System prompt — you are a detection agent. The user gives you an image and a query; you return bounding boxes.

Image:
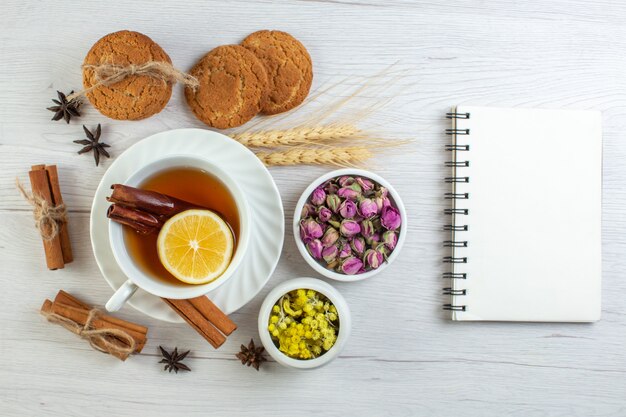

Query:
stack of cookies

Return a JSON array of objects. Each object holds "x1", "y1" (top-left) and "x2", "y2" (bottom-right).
[
  {"x1": 80, "y1": 30, "x2": 313, "y2": 129},
  {"x1": 185, "y1": 30, "x2": 313, "y2": 129}
]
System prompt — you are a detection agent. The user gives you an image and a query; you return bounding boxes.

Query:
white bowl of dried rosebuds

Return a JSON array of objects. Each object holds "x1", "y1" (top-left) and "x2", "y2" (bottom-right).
[{"x1": 293, "y1": 169, "x2": 407, "y2": 282}]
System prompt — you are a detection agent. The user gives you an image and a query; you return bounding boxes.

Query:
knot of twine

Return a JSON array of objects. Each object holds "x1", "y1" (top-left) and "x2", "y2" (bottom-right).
[
  {"x1": 67, "y1": 61, "x2": 199, "y2": 101},
  {"x1": 16, "y1": 179, "x2": 66, "y2": 241},
  {"x1": 42, "y1": 307, "x2": 136, "y2": 358}
]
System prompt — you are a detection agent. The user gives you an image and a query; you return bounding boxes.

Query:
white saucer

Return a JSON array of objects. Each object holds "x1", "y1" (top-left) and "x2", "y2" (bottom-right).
[{"x1": 89, "y1": 128, "x2": 284, "y2": 322}]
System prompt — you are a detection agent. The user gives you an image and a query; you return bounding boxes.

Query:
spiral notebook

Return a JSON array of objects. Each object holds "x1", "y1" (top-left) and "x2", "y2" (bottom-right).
[{"x1": 444, "y1": 106, "x2": 602, "y2": 322}]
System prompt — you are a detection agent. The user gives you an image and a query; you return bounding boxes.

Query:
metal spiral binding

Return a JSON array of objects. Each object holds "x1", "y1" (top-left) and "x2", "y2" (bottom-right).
[{"x1": 443, "y1": 111, "x2": 470, "y2": 312}]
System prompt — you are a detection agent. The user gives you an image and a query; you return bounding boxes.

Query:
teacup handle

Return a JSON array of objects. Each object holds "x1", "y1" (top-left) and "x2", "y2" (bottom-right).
[{"x1": 105, "y1": 280, "x2": 138, "y2": 312}]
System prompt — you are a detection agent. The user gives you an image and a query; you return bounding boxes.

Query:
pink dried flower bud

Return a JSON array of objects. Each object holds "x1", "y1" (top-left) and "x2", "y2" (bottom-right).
[
  {"x1": 360, "y1": 219, "x2": 374, "y2": 239},
  {"x1": 341, "y1": 256, "x2": 363, "y2": 275},
  {"x1": 317, "y1": 206, "x2": 332, "y2": 222},
  {"x1": 324, "y1": 182, "x2": 339, "y2": 194},
  {"x1": 322, "y1": 244, "x2": 339, "y2": 263},
  {"x1": 376, "y1": 186, "x2": 389, "y2": 199},
  {"x1": 382, "y1": 230, "x2": 397, "y2": 250},
  {"x1": 364, "y1": 249, "x2": 384, "y2": 269},
  {"x1": 301, "y1": 203, "x2": 316, "y2": 218},
  {"x1": 381, "y1": 206, "x2": 402, "y2": 230},
  {"x1": 306, "y1": 239, "x2": 323, "y2": 260},
  {"x1": 367, "y1": 232, "x2": 381, "y2": 246},
  {"x1": 326, "y1": 194, "x2": 341, "y2": 213},
  {"x1": 350, "y1": 236, "x2": 366, "y2": 255},
  {"x1": 338, "y1": 187, "x2": 360, "y2": 200},
  {"x1": 340, "y1": 220, "x2": 361, "y2": 238},
  {"x1": 338, "y1": 176, "x2": 355, "y2": 187},
  {"x1": 339, "y1": 241, "x2": 352, "y2": 258},
  {"x1": 300, "y1": 218, "x2": 323, "y2": 244},
  {"x1": 358, "y1": 198, "x2": 378, "y2": 219},
  {"x1": 356, "y1": 177, "x2": 375, "y2": 192},
  {"x1": 310, "y1": 187, "x2": 326, "y2": 206},
  {"x1": 321, "y1": 227, "x2": 340, "y2": 247},
  {"x1": 339, "y1": 199, "x2": 358, "y2": 219}
]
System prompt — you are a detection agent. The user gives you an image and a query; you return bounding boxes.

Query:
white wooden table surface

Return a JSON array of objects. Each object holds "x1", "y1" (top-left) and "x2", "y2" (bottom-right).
[{"x1": 1, "y1": 1, "x2": 625, "y2": 416}]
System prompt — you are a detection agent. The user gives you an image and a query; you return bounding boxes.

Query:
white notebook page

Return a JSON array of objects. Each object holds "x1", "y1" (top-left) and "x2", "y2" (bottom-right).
[{"x1": 450, "y1": 106, "x2": 602, "y2": 321}]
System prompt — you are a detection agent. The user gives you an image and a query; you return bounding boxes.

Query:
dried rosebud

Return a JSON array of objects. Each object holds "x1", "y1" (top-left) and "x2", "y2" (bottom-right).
[
  {"x1": 321, "y1": 227, "x2": 340, "y2": 247},
  {"x1": 310, "y1": 187, "x2": 326, "y2": 206},
  {"x1": 348, "y1": 182, "x2": 362, "y2": 193},
  {"x1": 301, "y1": 203, "x2": 316, "y2": 218},
  {"x1": 317, "y1": 206, "x2": 332, "y2": 222},
  {"x1": 328, "y1": 219, "x2": 341, "y2": 229},
  {"x1": 340, "y1": 219, "x2": 361, "y2": 238},
  {"x1": 374, "y1": 196, "x2": 384, "y2": 212},
  {"x1": 339, "y1": 241, "x2": 352, "y2": 258},
  {"x1": 367, "y1": 232, "x2": 381, "y2": 246},
  {"x1": 377, "y1": 244, "x2": 390, "y2": 258},
  {"x1": 306, "y1": 239, "x2": 323, "y2": 259},
  {"x1": 338, "y1": 176, "x2": 355, "y2": 187},
  {"x1": 300, "y1": 218, "x2": 323, "y2": 244},
  {"x1": 325, "y1": 181, "x2": 339, "y2": 194},
  {"x1": 356, "y1": 177, "x2": 374, "y2": 192},
  {"x1": 360, "y1": 219, "x2": 374, "y2": 239},
  {"x1": 341, "y1": 256, "x2": 363, "y2": 275},
  {"x1": 364, "y1": 249, "x2": 384, "y2": 269},
  {"x1": 382, "y1": 230, "x2": 398, "y2": 250},
  {"x1": 381, "y1": 206, "x2": 402, "y2": 230},
  {"x1": 322, "y1": 244, "x2": 339, "y2": 263},
  {"x1": 350, "y1": 236, "x2": 366, "y2": 255},
  {"x1": 326, "y1": 194, "x2": 341, "y2": 213},
  {"x1": 338, "y1": 187, "x2": 360, "y2": 200},
  {"x1": 358, "y1": 198, "x2": 378, "y2": 218},
  {"x1": 339, "y1": 199, "x2": 358, "y2": 219},
  {"x1": 376, "y1": 186, "x2": 389, "y2": 199}
]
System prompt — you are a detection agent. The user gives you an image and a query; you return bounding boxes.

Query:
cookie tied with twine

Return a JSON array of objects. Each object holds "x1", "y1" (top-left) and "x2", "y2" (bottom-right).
[{"x1": 79, "y1": 30, "x2": 196, "y2": 120}]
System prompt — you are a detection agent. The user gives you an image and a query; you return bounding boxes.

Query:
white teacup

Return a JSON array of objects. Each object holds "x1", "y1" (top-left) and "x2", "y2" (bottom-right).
[{"x1": 105, "y1": 155, "x2": 251, "y2": 312}]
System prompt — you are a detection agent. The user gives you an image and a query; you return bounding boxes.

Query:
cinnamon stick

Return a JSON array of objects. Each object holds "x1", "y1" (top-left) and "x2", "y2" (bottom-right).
[
  {"x1": 42, "y1": 165, "x2": 73, "y2": 264},
  {"x1": 187, "y1": 296, "x2": 237, "y2": 336},
  {"x1": 163, "y1": 298, "x2": 227, "y2": 349},
  {"x1": 54, "y1": 290, "x2": 148, "y2": 340},
  {"x1": 107, "y1": 184, "x2": 196, "y2": 216},
  {"x1": 107, "y1": 204, "x2": 163, "y2": 235},
  {"x1": 28, "y1": 168, "x2": 64, "y2": 270}
]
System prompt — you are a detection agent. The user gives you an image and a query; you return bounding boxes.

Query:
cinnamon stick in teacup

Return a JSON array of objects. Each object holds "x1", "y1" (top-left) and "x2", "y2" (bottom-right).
[
  {"x1": 107, "y1": 184, "x2": 197, "y2": 234},
  {"x1": 107, "y1": 184, "x2": 196, "y2": 216}
]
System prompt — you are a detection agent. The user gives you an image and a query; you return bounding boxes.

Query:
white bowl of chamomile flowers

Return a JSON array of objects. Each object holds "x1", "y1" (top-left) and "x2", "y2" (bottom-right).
[{"x1": 258, "y1": 277, "x2": 351, "y2": 369}]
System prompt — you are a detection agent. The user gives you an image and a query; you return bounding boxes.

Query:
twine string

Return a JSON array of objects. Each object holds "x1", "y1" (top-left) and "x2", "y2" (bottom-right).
[
  {"x1": 41, "y1": 308, "x2": 136, "y2": 358},
  {"x1": 67, "y1": 61, "x2": 199, "y2": 102},
  {"x1": 16, "y1": 179, "x2": 66, "y2": 241}
]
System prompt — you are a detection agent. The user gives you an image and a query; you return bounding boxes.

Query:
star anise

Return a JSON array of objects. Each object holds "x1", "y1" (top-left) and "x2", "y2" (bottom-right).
[
  {"x1": 159, "y1": 346, "x2": 191, "y2": 373},
  {"x1": 47, "y1": 90, "x2": 81, "y2": 123},
  {"x1": 74, "y1": 124, "x2": 110, "y2": 166},
  {"x1": 236, "y1": 339, "x2": 267, "y2": 371}
]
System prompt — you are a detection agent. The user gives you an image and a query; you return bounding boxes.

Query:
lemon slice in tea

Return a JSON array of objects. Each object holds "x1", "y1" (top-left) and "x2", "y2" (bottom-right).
[{"x1": 157, "y1": 209, "x2": 234, "y2": 284}]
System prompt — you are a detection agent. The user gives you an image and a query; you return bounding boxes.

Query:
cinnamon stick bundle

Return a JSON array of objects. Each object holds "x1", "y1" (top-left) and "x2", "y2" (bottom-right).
[
  {"x1": 106, "y1": 184, "x2": 197, "y2": 234},
  {"x1": 164, "y1": 296, "x2": 237, "y2": 349},
  {"x1": 25, "y1": 165, "x2": 73, "y2": 269},
  {"x1": 40, "y1": 290, "x2": 148, "y2": 361}
]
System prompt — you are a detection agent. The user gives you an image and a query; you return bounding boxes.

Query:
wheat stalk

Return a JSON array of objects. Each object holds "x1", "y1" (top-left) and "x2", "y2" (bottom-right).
[
  {"x1": 255, "y1": 147, "x2": 375, "y2": 167},
  {"x1": 231, "y1": 124, "x2": 362, "y2": 148}
]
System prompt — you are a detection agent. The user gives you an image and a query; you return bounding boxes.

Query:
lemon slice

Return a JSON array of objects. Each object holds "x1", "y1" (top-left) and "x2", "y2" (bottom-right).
[{"x1": 157, "y1": 209, "x2": 234, "y2": 284}]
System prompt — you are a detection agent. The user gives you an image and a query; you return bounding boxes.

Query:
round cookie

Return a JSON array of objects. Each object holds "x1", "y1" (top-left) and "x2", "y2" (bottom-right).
[
  {"x1": 185, "y1": 45, "x2": 268, "y2": 129},
  {"x1": 241, "y1": 30, "x2": 313, "y2": 115},
  {"x1": 82, "y1": 30, "x2": 173, "y2": 120}
]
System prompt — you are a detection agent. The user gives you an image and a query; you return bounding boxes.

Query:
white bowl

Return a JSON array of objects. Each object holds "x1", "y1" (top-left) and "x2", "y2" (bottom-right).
[
  {"x1": 293, "y1": 168, "x2": 407, "y2": 282},
  {"x1": 258, "y1": 278, "x2": 351, "y2": 369},
  {"x1": 105, "y1": 155, "x2": 251, "y2": 311}
]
